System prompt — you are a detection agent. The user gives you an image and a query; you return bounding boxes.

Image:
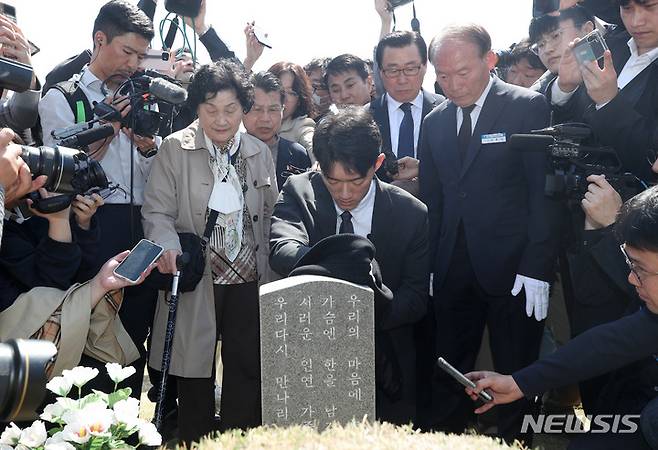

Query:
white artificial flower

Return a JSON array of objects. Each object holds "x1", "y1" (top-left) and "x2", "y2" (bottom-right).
[
  {"x1": 0, "y1": 444, "x2": 14, "y2": 450},
  {"x1": 61, "y1": 421, "x2": 90, "y2": 445},
  {"x1": 84, "y1": 408, "x2": 114, "y2": 437},
  {"x1": 18, "y1": 421, "x2": 47, "y2": 448},
  {"x1": 61, "y1": 367, "x2": 99, "y2": 389},
  {"x1": 44, "y1": 432, "x2": 75, "y2": 450},
  {"x1": 44, "y1": 434, "x2": 75, "y2": 450},
  {"x1": 137, "y1": 421, "x2": 162, "y2": 446},
  {"x1": 112, "y1": 398, "x2": 140, "y2": 430},
  {"x1": 40, "y1": 403, "x2": 66, "y2": 423},
  {"x1": 45, "y1": 376, "x2": 73, "y2": 398},
  {"x1": 105, "y1": 363, "x2": 136, "y2": 384},
  {"x1": 0, "y1": 423, "x2": 22, "y2": 446}
]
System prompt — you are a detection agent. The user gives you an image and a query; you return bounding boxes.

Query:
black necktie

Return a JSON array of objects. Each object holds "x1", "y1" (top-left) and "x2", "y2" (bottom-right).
[
  {"x1": 458, "y1": 104, "x2": 476, "y2": 164},
  {"x1": 339, "y1": 210, "x2": 354, "y2": 234},
  {"x1": 397, "y1": 102, "x2": 414, "y2": 158}
]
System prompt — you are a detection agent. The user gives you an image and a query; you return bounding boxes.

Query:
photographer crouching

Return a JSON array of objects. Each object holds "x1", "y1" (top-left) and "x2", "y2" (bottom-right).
[{"x1": 0, "y1": 128, "x2": 151, "y2": 380}]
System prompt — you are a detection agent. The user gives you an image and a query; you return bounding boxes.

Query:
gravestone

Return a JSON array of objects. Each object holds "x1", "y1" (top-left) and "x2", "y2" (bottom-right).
[{"x1": 259, "y1": 275, "x2": 375, "y2": 430}]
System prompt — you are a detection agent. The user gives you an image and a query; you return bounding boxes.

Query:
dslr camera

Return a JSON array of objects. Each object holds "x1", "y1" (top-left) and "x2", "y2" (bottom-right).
[{"x1": 19, "y1": 144, "x2": 109, "y2": 213}]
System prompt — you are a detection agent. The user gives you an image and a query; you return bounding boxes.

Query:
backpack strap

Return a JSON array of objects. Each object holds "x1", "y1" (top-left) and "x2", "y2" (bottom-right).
[{"x1": 50, "y1": 80, "x2": 93, "y2": 124}]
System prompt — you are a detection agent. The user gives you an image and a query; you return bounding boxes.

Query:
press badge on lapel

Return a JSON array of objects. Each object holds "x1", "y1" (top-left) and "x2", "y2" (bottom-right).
[{"x1": 481, "y1": 133, "x2": 507, "y2": 144}]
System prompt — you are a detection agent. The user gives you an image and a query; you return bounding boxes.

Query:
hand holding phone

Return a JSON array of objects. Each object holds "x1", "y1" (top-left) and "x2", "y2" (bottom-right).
[
  {"x1": 572, "y1": 29, "x2": 608, "y2": 66},
  {"x1": 437, "y1": 357, "x2": 493, "y2": 403},
  {"x1": 113, "y1": 239, "x2": 164, "y2": 284}
]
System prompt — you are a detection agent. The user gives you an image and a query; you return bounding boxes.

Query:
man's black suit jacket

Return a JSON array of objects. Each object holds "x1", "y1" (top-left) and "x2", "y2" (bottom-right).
[
  {"x1": 420, "y1": 77, "x2": 555, "y2": 296},
  {"x1": 275, "y1": 137, "x2": 311, "y2": 191},
  {"x1": 369, "y1": 90, "x2": 445, "y2": 157},
  {"x1": 269, "y1": 172, "x2": 429, "y2": 424},
  {"x1": 514, "y1": 306, "x2": 658, "y2": 401}
]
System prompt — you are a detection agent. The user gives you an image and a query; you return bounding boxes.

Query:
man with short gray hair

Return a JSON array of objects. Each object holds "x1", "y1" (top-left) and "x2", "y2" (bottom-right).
[{"x1": 419, "y1": 24, "x2": 557, "y2": 443}]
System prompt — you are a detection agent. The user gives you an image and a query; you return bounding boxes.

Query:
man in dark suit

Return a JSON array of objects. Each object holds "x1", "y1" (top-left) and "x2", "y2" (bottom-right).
[
  {"x1": 243, "y1": 71, "x2": 311, "y2": 190},
  {"x1": 419, "y1": 24, "x2": 556, "y2": 442},
  {"x1": 269, "y1": 106, "x2": 429, "y2": 425},
  {"x1": 466, "y1": 184, "x2": 658, "y2": 450},
  {"x1": 369, "y1": 31, "x2": 445, "y2": 185}
]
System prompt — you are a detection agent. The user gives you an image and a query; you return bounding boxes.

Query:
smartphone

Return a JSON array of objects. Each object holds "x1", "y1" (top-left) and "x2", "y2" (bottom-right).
[
  {"x1": 437, "y1": 357, "x2": 493, "y2": 403},
  {"x1": 572, "y1": 29, "x2": 608, "y2": 66},
  {"x1": 0, "y1": 2, "x2": 16, "y2": 22},
  {"x1": 253, "y1": 26, "x2": 272, "y2": 49},
  {"x1": 113, "y1": 239, "x2": 164, "y2": 284},
  {"x1": 141, "y1": 48, "x2": 173, "y2": 74}
]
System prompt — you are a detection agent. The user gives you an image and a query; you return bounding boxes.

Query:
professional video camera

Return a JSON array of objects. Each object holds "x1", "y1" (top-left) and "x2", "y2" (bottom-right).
[
  {"x1": 19, "y1": 143, "x2": 110, "y2": 213},
  {"x1": 97, "y1": 70, "x2": 188, "y2": 137},
  {"x1": 0, "y1": 339, "x2": 56, "y2": 422},
  {"x1": 510, "y1": 123, "x2": 644, "y2": 203}
]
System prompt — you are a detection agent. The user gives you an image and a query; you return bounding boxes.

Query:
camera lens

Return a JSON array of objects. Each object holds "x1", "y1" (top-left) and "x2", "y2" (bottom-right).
[
  {"x1": 20, "y1": 146, "x2": 109, "y2": 194},
  {"x1": 0, "y1": 339, "x2": 57, "y2": 422}
]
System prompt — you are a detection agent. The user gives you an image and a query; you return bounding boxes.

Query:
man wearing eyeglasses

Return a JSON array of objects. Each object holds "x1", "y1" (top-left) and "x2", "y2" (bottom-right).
[
  {"x1": 369, "y1": 31, "x2": 444, "y2": 188},
  {"x1": 419, "y1": 24, "x2": 556, "y2": 444},
  {"x1": 464, "y1": 184, "x2": 658, "y2": 450},
  {"x1": 243, "y1": 71, "x2": 311, "y2": 191},
  {"x1": 528, "y1": 4, "x2": 595, "y2": 99}
]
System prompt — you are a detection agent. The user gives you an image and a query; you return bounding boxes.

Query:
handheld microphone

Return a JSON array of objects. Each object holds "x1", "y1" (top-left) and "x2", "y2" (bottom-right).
[
  {"x1": 59, "y1": 124, "x2": 115, "y2": 148},
  {"x1": 508, "y1": 134, "x2": 555, "y2": 152},
  {"x1": 149, "y1": 77, "x2": 188, "y2": 105}
]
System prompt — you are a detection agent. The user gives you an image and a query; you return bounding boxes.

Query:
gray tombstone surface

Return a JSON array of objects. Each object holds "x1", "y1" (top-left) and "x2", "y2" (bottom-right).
[{"x1": 259, "y1": 275, "x2": 375, "y2": 430}]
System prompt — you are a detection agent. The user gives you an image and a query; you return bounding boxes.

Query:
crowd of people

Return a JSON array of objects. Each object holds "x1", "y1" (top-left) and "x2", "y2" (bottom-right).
[{"x1": 0, "y1": 0, "x2": 657, "y2": 448}]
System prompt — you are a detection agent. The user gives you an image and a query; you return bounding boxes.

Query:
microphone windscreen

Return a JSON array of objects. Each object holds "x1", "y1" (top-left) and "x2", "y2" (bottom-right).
[
  {"x1": 60, "y1": 123, "x2": 115, "y2": 148},
  {"x1": 149, "y1": 77, "x2": 188, "y2": 105}
]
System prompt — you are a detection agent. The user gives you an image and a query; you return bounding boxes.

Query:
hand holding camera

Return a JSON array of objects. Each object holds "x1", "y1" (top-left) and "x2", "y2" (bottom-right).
[
  {"x1": 0, "y1": 128, "x2": 22, "y2": 188},
  {"x1": 72, "y1": 193, "x2": 104, "y2": 231},
  {"x1": 581, "y1": 174, "x2": 622, "y2": 230}
]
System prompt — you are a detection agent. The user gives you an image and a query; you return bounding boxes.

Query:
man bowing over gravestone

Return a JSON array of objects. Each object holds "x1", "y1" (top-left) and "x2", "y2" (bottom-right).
[{"x1": 269, "y1": 106, "x2": 429, "y2": 425}]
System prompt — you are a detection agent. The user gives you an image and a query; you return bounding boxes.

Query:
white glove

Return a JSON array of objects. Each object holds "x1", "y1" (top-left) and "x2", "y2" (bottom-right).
[{"x1": 511, "y1": 274, "x2": 549, "y2": 321}]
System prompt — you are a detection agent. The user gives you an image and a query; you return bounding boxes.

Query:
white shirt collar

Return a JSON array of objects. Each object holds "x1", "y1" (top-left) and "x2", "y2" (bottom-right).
[
  {"x1": 387, "y1": 90, "x2": 424, "y2": 111},
  {"x1": 333, "y1": 176, "x2": 376, "y2": 216},
  {"x1": 79, "y1": 65, "x2": 104, "y2": 90},
  {"x1": 471, "y1": 76, "x2": 494, "y2": 109},
  {"x1": 626, "y1": 37, "x2": 658, "y2": 65}
]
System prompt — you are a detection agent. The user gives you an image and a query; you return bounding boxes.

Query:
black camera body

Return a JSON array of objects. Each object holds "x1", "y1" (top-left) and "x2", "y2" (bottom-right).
[
  {"x1": 0, "y1": 57, "x2": 34, "y2": 93},
  {"x1": 164, "y1": 0, "x2": 202, "y2": 17},
  {"x1": 117, "y1": 75, "x2": 167, "y2": 137}
]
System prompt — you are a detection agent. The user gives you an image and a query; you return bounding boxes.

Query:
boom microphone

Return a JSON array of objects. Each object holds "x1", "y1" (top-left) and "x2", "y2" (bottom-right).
[
  {"x1": 59, "y1": 123, "x2": 115, "y2": 148},
  {"x1": 509, "y1": 134, "x2": 555, "y2": 152},
  {"x1": 148, "y1": 77, "x2": 188, "y2": 105}
]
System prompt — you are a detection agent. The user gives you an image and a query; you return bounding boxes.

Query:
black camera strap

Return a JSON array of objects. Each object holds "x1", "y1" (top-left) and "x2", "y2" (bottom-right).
[{"x1": 51, "y1": 80, "x2": 93, "y2": 124}]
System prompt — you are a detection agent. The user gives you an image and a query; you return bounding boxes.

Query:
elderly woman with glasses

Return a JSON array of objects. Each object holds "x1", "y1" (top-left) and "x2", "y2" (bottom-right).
[
  {"x1": 142, "y1": 60, "x2": 278, "y2": 442},
  {"x1": 268, "y1": 61, "x2": 317, "y2": 161}
]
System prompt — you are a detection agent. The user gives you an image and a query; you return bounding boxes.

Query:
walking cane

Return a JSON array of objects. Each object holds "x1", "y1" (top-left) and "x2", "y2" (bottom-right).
[{"x1": 154, "y1": 252, "x2": 190, "y2": 431}]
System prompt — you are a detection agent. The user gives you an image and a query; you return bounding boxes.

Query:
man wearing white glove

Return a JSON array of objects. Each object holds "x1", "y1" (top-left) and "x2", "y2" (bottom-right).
[
  {"x1": 419, "y1": 24, "x2": 557, "y2": 444},
  {"x1": 511, "y1": 274, "x2": 550, "y2": 321}
]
